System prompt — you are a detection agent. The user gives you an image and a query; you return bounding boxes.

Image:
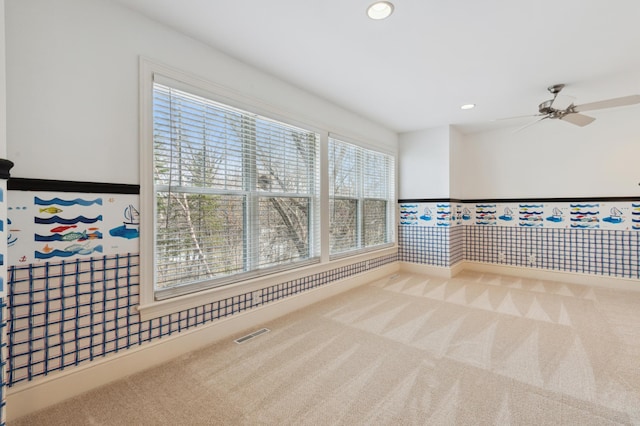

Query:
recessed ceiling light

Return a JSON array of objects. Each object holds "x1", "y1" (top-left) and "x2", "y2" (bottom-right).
[
  {"x1": 367, "y1": 1, "x2": 394, "y2": 20},
  {"x1": 461, "y1": 104, "x2": 476, "y2": 110}
]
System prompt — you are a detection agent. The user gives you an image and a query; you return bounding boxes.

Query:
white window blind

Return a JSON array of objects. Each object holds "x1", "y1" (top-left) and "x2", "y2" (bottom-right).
[
  {"x1": 153, "y1": 82, "x2": 320, "y2": 297},
  {"x1": 329, "y1": 137, "x2": 395, "y2": 256}
]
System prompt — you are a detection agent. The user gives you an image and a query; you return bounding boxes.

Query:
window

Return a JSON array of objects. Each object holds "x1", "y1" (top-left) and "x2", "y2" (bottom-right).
[
  {"x1": 140, "y1": 62, "x2": 397, "y2": 314},
  {"x1": 153, "y1": 81, "x2": 320, "y2": 298},
  {"x1": 329, "y1": 137, "x2": 395, "y2": 256}
]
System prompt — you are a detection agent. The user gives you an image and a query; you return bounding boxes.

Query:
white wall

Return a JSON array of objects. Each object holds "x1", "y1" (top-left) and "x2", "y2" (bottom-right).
[
  {"x1": 398, "y1": 126, "x2": 450, "y2": 199},
  {"x1": 398, "y1": 106, "x2": 640, "y2": 200},
  {"x1": 449, "y1": 125, "x2": 464, "y2": 199},
  {"x1": 5, "y1": 0, "x2": 396, "y2": 184},
  {"x1": 457, "y1": 107, "x2": 640, "y2": 198}
]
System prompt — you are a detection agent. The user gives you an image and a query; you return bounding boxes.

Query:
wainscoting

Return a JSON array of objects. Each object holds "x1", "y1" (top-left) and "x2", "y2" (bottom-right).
[{"x1": 399, "y1": 199, "x2": 640, "y2": 282}]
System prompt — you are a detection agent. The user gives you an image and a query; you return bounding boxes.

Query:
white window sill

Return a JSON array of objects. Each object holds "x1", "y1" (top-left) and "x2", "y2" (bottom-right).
[{"x1": 137, "y1": 245, "x2": 397, "y2": 321}]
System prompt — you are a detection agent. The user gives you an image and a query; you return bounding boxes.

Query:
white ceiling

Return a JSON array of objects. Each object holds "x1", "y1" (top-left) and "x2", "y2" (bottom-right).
[{"x1": 110, "y1": 0, "x2": 640, "y2": 134}]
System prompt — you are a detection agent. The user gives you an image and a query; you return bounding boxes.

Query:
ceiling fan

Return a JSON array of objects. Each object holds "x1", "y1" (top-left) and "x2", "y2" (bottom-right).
[{"x1": 510, "y1": 84, "x2": 640, "y2": 129}]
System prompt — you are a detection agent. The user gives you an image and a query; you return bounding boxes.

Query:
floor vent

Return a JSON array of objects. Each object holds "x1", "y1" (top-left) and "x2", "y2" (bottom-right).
[{"x1": 234, "y1": 328, "x2": 270, "y2": 344}]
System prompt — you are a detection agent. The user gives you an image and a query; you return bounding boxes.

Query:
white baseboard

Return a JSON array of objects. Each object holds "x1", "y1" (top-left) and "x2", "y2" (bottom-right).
[
  {"x1": 450, "y1": 261, "x2": 466, "y2": 277},
  {"x1": 398, "y1": 260, "x2": 640, "y2": 292},
  {"x1": 398, "y1": 262, "x2": 458, "y2": 278},
  {"x1": 7, "y1": 262, "x2": 399, "y2": 422},
  {"x1": 459, "y1": 261, "x2": 640, "y2": 292}
]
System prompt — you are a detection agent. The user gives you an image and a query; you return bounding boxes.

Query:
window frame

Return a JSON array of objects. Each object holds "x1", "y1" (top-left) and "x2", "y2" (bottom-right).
[
  {"x1": 150, "y1": 77, "x2": 321, "y2": 300},
  {"x1": 138, "y1": 58, "x2": 397, "y2": 319},
  {"x1": 328, "y1": 135, "x2": 396, "y2": 259}
]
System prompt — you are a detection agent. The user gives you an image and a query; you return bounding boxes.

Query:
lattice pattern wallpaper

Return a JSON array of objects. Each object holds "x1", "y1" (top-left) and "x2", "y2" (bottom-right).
[
  {"x1": 398, "y1": 200, "x2": 640, "y2": 280},
  {"x1": 465, "y1": 227, "x2": 639, "y2": 278},
  {"x1": 0, "y1": 182, "x2": 7, "y2": 426},
  {"x1": 398, "y1": 226, "x2": 450, "y2": 266},
  {"x1": 7, "y1": 253, "x2": 397, "y2": 385}
]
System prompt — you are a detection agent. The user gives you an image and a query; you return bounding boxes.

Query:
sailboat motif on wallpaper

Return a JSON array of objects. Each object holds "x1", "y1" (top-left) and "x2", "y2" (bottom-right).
[
  {"x1": 419, "y1": 206, "x2": 432, "y2": 222},
  {"x1": 498, "y1": 207, "x2": 514, "y2": 222},
  {"x1": 546, "y1": 207, "x2": 564, "y2": 223},
  {"x1": 602, "y1": 207, "x2": 624, "y2": 224}
]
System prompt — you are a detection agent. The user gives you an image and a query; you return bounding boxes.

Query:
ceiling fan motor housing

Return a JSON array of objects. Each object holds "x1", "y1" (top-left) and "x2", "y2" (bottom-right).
[
  {"x1": 538, "y1": 99, "x2": 554, "y2": 115},
  {"x1": 548, "y1": 84, "x2": 565, "y2": 94}
]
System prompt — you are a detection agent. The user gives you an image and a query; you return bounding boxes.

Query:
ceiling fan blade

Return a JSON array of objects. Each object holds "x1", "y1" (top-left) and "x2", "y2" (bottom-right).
[
  {"x1": 513, "y1": 116, "x2": 548, "y2": 132},
  {"x1": 560, "y1": 113, "x2": 595, "y2": 127},
  {"x1": 551, "y1": 94, "x2": 576, "y2": 110},
  {"x1": 495, "y1": 113, "x2": 542, "y2": 121},
  {"x1": 575, "y1": 94, "x2": 640, "y2": 112}
]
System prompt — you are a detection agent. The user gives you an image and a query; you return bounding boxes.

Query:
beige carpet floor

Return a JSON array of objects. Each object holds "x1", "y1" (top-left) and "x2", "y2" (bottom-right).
[{"x1": 11, "y1": 271, "x2": 640, "y2": 425}]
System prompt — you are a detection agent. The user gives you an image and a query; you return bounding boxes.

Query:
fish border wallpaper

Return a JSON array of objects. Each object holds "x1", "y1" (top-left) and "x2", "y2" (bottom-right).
[
  {"x1": 8, "y1": 191, "x2": 140, "y2": 266},
  {"x1": 400, "y1": 200, "x2": 640, "y2": 231},
  {"x1": 399, "y1": 198, "x2": 640, "y2": 281}
]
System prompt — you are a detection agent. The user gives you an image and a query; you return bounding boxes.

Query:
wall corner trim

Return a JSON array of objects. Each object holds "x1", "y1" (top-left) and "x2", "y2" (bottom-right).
[{"x1": 0, "y1": 158, "x2": 14, "y2": 180}]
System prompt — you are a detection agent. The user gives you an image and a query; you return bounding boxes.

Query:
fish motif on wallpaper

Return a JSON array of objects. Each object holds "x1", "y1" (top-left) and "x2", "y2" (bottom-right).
[
  {"x1": 8, "y1": 191, "x2": 140, "y2": 265},
  {"x1": 399, "y1": 204, "x2": 419, "y2": 225},
  {"x1": 570, "y1": 204, "x2": 599, "y2": 229},
  {"x1": 632, "y1": 204, "x2": 640, "y2": 230},
  {"x1": 49, "y1": 225, "x2": 77, "y2": 233},
  {"x1": 436, "y1": 204, "x2": 450, "y2": 226},
  {"x1": 475, "y1": 204, "x2": 497, "y2": 226},
  {"x1": 35, "y1": 230, "x2": 103, "y2": 242},
  {"x1": 519, "y1": 204, "x2": 544, "y2": 227},
  {"x1": 38, "y1": 207, "x2": 63, "y2": 215},
  {"x1": 35, "y1": 243, "x2": 103, "y2": 260},
  {"x1": 400, "y1": 204, "x2": 418, "y2": 213},
  {"x1": 32, "y1": 196, "x2": 106, "y2": 259}
]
